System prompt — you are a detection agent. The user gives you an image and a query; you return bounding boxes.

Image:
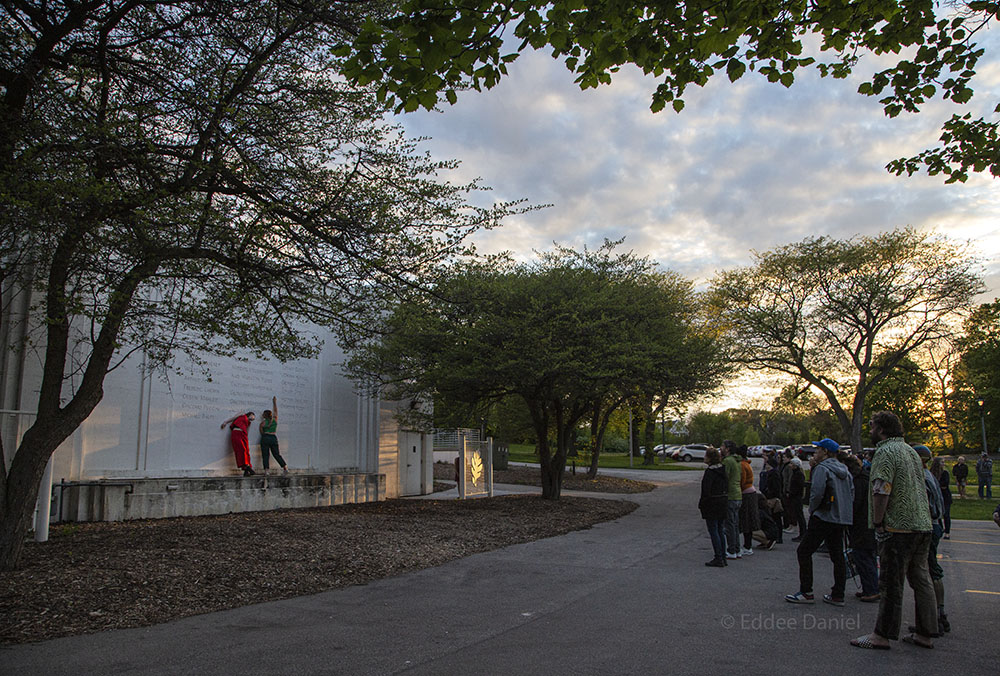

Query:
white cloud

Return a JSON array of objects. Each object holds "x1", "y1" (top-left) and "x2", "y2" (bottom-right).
[{"x1": 400, "y1": 27, "x2": 1000, "y2": 407}]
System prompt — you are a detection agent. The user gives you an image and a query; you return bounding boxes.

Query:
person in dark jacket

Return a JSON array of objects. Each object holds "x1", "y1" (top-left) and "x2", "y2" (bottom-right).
[
  {"x1": 785, "y1": 438, "x2": 854, "y2": 606},
  {"x1": 750, "y1": 493, "x2": 780, "y2": 549},
  {"x1": 699, "y1": 447, "x2": 729, "y2": 567},
  {"x1": 914, "y1": 445, "x2": 950, "y2": 636},
  {"x1": 953, "y1": 456, "x2": 969, "y2": 499},
  {"x1": 784, "y1": 457, "x2": 807, "y2": 541},
  {"x1": 931, "y1": 457, "x2": 952, "y2": 539},
  {"x1": 846, "y1": 454, "x2": 879, "y2": 601},
  {"x1": 762, "y1": 454, "x2": 785, "y2": 542},
  {"x1": 976, "y1": 452, "x2": 993, "y2": 499}
]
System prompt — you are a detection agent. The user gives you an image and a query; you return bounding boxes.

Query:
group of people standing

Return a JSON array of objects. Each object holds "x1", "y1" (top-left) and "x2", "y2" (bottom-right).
[
  {"x1": 698, "y1": 442, "x2": 773, "y2": 567},
  {"x1": 221, "y1": 396, "x2": 290, "y2": 476},
  {"x1": 699, "y1": 411, "x2": 957, "y2": 650}
]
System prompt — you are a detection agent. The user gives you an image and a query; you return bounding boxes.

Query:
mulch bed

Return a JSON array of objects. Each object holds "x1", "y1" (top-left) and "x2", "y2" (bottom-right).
[
  {"x1": 434, "y1": 462, "x2": 657, "y2": 494},
  {"x1": 0, "y1": 494, "x2": 638, "y2": 645}
]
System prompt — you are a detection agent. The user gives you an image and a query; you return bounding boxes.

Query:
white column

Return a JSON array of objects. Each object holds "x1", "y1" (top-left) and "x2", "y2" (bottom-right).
[{"x1": 33, "y1": 455, "x2": 54, "y2": 542}]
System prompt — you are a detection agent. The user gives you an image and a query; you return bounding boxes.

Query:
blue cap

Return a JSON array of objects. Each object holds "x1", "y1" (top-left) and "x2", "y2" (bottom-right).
[{"x1": 812, "y1": 438, "x2": 840, "y2": 454}]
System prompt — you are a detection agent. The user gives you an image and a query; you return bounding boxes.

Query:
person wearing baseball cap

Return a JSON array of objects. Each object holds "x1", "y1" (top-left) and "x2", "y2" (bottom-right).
[
  {"x1": 785, "y1": 437, "x2": 854, "y2": 606},
  {"x1": 912, "y1": 444, "x2": 949, "y2": 636}
]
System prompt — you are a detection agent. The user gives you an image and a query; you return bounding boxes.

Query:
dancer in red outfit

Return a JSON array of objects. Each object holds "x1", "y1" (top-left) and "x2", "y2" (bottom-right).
[{"x1": 221, "y1": 411, "x2": 256, "y2": 476}]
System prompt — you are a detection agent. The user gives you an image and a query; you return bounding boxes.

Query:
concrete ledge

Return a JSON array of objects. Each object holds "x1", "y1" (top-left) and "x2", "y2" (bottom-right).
[{"x1": 55, "y1": 473, "x2": 385, "y2": 523}]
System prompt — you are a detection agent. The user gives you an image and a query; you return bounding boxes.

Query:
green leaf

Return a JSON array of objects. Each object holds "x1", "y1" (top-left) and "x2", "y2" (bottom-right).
[{"x1": 726, "y1": 59, "x2": 746, "y2": 83}]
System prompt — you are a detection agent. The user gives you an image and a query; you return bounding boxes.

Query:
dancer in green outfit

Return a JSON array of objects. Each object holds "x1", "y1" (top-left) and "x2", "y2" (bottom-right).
[{"x1": 259, "y1": 396, "x2": 289, "y2": 475}]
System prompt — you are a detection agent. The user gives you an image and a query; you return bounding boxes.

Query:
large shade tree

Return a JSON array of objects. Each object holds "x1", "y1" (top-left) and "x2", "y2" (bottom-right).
[
  {"x1": 347, "y1": 243, "x2": 725, "y2": 497},
  {"x1": 587, "y1": 268, "x2": 729, "y2": 473},
  {"x1": 342, "y1": 0, "x2": 1000, "y2": 182},
  {"x1": 0, "y1": 0, "x2": 518, "y2": 570},
  {"x1": 709, "y1": 229, "x2": 983, "y2": 453},
  {"x1": 862, "y1": 354, "x2": 936, "y2": 443},
  {"x1": 952, "y1": 300, "x2": 1000, "y2": 451}
]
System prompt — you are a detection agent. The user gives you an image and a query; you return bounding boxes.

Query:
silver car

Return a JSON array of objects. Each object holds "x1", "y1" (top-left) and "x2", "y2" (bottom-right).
[{"x1": 672, "y1": 444, "x2": 712, "y2": 462}]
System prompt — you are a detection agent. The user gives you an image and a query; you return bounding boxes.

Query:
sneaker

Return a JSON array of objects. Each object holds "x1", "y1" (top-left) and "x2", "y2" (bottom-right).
[
  {"x1": 783, "y1": 527, "x2": 796, "y2": 533},
  {"x1": 726, "y1": 552, "x2": 740, "y2": 560},
  {"x1": 823, "y1": 594, "x2": 845, "y2": 607},
  {"x1": 282, "y1": 467, "x2": 289, "y2": 475},
  {"x1": 785, "y1": 591, "x2": 814, "y2": 604},
  {"x1": 939, "y1": 613, "x2": 951, "y2": 632},
  {"x1": 764, "y1": 540, "x2": 776, "y2": 551},
  {"x1": 705, "y1": 558, "x2": 726, "y2": 567},
  {"x1": 741, "y1": 547, "x2": 754, "y2": 556},
  {"x1": 859, "y1": 593, "x2": 880, "y2": 603},
  {"x1": 263, "y1": 469, "x2": 269, "y2": 476},
  {"x1": 943, "y1": 533, "x2": 950, "y2": 540}
]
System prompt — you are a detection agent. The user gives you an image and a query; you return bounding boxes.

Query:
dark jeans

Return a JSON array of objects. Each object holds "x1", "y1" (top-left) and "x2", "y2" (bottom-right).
[
  {"x1": 852, "y1": 547, "x2": 879, "y2": 595},
  {"x1": 784, "y1": 496, "x2": 806, "y2": 533},
  {"x1": 978, "y1": 475, "x2": 993, "y2": 499},
  {"x1": 928, "y1": 523, "x2": 944, "y2": 580},
  {"x1": 942, "y1": 498, "x2": 952, "y2": 535},
  {"x1": 725, "y1": 500, "x2": 742, "y2": 554},
  {"x1": 705, "y1": 518, "x2": 726, "y2": 560},
  {"x1": 796, "y1": 514, "x2": 846, "y2": 598},
  {"x1": 260, "y1": 434, "x2": 287, "y2": 470},
  {"x1": 875, "y1": 531, "x2": 938, "y2": 640}
]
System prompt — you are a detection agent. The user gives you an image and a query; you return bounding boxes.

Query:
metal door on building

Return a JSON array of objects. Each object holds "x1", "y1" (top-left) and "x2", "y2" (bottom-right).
[{"x1": 400, "y1": 431, "x2": 424, "y2": 496}]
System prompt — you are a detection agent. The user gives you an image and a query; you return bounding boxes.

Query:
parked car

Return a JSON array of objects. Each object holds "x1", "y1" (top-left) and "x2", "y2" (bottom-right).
[
  {"x1": 748, "y1": 445, "x2": 783, "y2": 457},
  {"x1": 786, "y1": 444, "x2": 823, "y2": 461},
  {"x1": 672, "y1": 444, "x2": 712, "y2": 462},
  {"x1": 656, "y1": 444, "x2": 682, "y2": 458}
]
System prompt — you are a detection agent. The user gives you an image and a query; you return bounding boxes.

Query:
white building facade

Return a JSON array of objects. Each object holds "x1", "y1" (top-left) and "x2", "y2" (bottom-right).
[{"x1": 0, "y1": 288, "x2": 433, "y2": 526}]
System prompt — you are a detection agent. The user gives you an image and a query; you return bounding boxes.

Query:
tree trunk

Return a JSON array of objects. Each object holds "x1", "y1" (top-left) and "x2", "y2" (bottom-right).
[
  {"x1": 586, "y1": 399, "x2": 619, "y2": 480},
  {"x1": 641, "y1": 411, "x2": 658, "y2": 465},
  {"x1": 540, "y1": 459, "x2": 563, "y2": 499},
  {"x1": 849, "y1": 406, "x2": 865, "y2": 456},
  {"x1": 0, "y1": 425, "x2": 70, "y2": 570},
  {"x1": 587, "y1": 405, "x2": 602, "y2": 480}
]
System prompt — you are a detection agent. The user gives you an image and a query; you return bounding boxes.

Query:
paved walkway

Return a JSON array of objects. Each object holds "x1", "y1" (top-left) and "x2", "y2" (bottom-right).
[{"x1": 3, "y1": 469, "x2": 997, "y2": 675}]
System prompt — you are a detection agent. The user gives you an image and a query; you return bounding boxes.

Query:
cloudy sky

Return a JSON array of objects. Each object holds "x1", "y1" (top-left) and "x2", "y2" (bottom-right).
[{"x1": 398, "y1": 28, "x2": 1000, "y2": 409}]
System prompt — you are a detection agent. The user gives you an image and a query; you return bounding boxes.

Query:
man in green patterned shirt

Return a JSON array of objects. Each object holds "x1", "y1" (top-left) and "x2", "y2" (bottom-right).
[{"x1": 851, "y1": 411, "x2": 937, "y2": 651}]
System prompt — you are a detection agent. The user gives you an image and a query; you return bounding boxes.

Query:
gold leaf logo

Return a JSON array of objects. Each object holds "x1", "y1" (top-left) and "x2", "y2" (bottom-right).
[{"x1": 470, "y1": 452, "x2": 483, "y2": 487}]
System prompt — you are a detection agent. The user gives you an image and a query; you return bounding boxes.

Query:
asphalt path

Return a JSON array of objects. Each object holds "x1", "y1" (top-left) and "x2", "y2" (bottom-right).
[{"x1": 3, "y1": 464, "x2": 997, "y2": 675}]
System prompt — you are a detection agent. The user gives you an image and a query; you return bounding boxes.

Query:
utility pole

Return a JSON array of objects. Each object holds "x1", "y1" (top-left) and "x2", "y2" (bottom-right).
[{"x1": 977, "y1": 396, "x2": 988, "y2": 455}]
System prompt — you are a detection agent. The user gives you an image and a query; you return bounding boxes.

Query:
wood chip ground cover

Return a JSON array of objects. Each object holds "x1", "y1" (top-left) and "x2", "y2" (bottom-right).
[{"x1": 0, "y1": 492, "x2": 640, "y2": 645}]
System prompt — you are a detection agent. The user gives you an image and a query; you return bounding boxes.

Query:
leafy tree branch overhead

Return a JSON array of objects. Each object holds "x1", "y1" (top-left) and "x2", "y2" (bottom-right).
[
  {"x1": 0, "y1": 0, "x2": 527, "y2": 570},
  {"x1": 341, "y1": 0, "x2": 1000, "y2": 182}
]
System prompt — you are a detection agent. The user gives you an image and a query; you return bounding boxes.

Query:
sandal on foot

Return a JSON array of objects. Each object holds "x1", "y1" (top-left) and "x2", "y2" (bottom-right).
[
  {"x1": 901, "y1": 634, "x2": 934, "y2": 649},
  {"x1": 906, "y1": 625, "x2": 941, "y2": 638},
  {"x1": 850, "y1": 635, "x2": 890, "y2": 650}
]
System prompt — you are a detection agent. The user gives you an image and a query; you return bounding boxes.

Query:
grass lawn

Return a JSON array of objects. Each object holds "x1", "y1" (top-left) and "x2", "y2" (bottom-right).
[
  {"x1": 948, "y1": 497, "x2": 999, "y2": 521},
  {"x1": 506, "y1": 444, "x2": 702, "y2": 470},
  {"x1": 942, "y1": 460, "x2": 998, "y2": 519}
]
